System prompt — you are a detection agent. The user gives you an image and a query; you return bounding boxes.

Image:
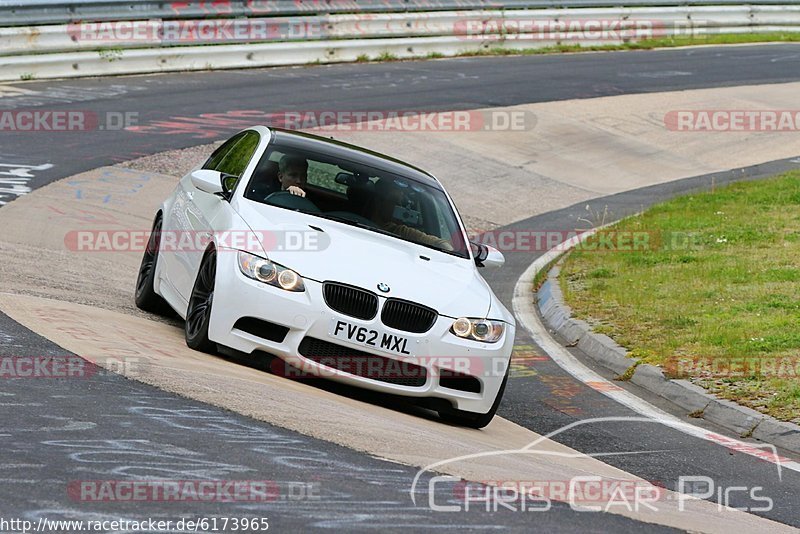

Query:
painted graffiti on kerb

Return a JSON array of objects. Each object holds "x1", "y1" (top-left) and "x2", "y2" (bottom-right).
[
  {"x1": 0, "y1": 84, "x2": 146, "y2": 110},
  {"x1": 66, "y1": 167, "x2": 149, "y2": 205},
  {"x1": 0, "y1": 162, "x2": 54, "y2": 206},
  {"x1": 0, "y1": 85, "x2": 37, "y2": 98}
]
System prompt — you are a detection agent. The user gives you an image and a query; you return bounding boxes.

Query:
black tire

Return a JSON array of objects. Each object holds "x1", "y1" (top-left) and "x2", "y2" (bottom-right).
[
  {"x1": 134, "y1": 214, "x2": 171, "y2": 315},
  {"x1": 185, "y1": 248, "x2": 218, "y2": 354},
  {"x1": 437, "y1": 369, "x2": 509, "y2": 429}
]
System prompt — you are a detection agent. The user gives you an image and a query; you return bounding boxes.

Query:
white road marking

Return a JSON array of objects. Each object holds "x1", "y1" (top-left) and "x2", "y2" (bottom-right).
[
  {"x1": 0, "y1": 85, "x2": 37, "y2": 98},
  {"x1": 618, "y1": 71, "x2": 693, "y2": 78},
  {"x1": 0, "y1": 162, "x2": 53, "y2": 205}
]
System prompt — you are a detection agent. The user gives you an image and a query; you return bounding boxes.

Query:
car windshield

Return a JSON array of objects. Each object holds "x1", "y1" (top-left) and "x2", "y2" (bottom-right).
[{"x1": 243, "y1": 144, "x2": 470, "y2": 258}]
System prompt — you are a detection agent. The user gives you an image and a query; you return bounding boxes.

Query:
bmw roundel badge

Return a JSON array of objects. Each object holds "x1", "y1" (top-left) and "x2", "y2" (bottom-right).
[{"x1": 377, "y1": 282, "x2": 390, "y2": 293}]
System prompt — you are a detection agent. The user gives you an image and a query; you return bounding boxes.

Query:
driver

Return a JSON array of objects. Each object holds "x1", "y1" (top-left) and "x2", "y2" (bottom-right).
[
  {"x1": 277, "y1": 155, "x2": 309, "y2": 197},
  {"x1": 372, "y1": 178, "x2": 454, "y2": 251}
]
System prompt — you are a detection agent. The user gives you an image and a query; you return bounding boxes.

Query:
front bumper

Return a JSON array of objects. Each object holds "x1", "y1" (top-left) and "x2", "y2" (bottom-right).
[{"x1": 208, "y1": 250, "x2": 515, "y2": 414}]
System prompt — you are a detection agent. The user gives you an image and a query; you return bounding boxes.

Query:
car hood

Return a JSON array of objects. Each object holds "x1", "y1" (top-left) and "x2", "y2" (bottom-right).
[{"x1": 236, "y1": 201, "x2": 492, "y2": 318}]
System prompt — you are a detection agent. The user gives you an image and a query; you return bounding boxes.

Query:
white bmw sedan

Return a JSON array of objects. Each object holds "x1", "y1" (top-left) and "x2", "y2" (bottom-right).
[{"x1": 135, "y1": 126, "x2": 515, "y2": 428}]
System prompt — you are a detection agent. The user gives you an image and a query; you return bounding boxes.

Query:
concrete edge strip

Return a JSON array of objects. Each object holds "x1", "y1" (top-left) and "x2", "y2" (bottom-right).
[{"x1": 512, "y1": 230, "x2": 800, "y2": 472}]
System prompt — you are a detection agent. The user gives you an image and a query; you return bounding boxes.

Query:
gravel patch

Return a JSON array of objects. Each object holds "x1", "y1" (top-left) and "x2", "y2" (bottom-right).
[{"x1": 118, "y1": 142, "x2": 222, "y2": 177}]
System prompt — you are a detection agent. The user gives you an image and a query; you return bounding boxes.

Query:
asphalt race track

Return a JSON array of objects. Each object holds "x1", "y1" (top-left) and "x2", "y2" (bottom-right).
[
  {"x1": 3, "y1": 44, "x2": 800, "y2": 192},
  {"x1": 2, "y1": 45, "x2": 800, "y2": 531}
]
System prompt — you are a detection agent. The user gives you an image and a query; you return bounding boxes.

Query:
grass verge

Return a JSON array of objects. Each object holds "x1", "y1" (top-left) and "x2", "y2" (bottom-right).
[
  {"x1": 559, "y1": 171, "x2": 800, "y2": 423},
  {"x1": 351, "y1": 33, "x2": 800, "y2": 64},
  {"x1": 461, "y1": 32, "x2": 800, "y2": 56}
]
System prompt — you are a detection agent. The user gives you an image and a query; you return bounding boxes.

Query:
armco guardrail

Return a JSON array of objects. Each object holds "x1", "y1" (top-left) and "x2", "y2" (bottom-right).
[
  {"x1": 3, "y1": 6, "x2": 800, "y2": 57},
  {"x1": 0, "y1": 2, "x2": 798, "y2": 81},
  {"x1": 0, "y1": 0, "x2": 795, "y2": 25}
]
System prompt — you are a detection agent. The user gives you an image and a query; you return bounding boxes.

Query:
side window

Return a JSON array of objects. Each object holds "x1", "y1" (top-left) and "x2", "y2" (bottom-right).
[
  {"x1": 216, "y1": 130, "x2": 261, "y2": 178},
  {"x1": 306, "y1": 160, "x2": 346, "y2": 194},
  {"x1": 202, "y1": 132, "x2": 246, "y2": 171}
]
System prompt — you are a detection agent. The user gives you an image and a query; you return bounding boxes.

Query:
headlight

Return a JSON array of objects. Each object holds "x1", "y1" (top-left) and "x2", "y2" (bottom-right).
[
  {"x1": 237, "y1": 251, "x2": 305, "y2": 292},
  {"x1": 450, "y1": 318, "x2": 505, "y2": 343}
]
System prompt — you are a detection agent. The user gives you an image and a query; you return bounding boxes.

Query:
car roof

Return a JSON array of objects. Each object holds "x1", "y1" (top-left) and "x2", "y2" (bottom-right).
[{"x1": 265, "y1": 127, "x2": 442, "y2": 189}]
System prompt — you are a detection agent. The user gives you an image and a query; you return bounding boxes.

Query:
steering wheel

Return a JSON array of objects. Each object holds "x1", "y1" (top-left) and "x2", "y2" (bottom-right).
[{"x1": 265, "y1": 191, "x2": 321, "y2": 213}]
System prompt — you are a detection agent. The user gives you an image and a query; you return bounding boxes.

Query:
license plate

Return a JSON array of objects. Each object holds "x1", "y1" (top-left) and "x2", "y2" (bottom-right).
[{"x1": 329, "y1": 319, "x2": 413, "y2": 357}]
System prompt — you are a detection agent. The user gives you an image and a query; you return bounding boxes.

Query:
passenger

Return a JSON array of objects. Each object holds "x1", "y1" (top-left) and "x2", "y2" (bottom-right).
[
  {"x1": 372, "y1": 178, "x2": 454, "y2": 251},
  {"x1": 278, "y1": 155, "x2": 309, "y2": 197}
]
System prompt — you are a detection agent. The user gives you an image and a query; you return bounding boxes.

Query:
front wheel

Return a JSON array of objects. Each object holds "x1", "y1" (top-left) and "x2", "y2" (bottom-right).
[
  {"x1": 135, "y1": 214, "x2": 171, "y2": 315},
  {"x1": 437, "y1": 370, "x2": 509, "y2": 429},
  {"x1": 185, "y1": 248, "x2": 217, "y2": 354}
]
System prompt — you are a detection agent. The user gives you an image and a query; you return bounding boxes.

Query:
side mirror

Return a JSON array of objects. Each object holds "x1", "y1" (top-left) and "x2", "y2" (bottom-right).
[
  {"x1": 221, "y1": 173, "x2": 238, "y2": 194},
  {"x1": 472, "y1": 242, "x2": 505, "y2": 268},
  {"x1": 191, "y1": 169, "x2": 224, "y2": 194},
  {"x1": 335, "y1": 172, "x2": 355, "y2": 186},
  {"x1": 191, "y1": 169, "x2": 238, "y2": 199}
]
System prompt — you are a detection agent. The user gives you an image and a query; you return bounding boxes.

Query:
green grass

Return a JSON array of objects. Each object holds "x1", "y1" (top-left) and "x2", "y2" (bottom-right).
[
  {"x1": 374, "y1": 51, "x2": 398, "y2": 61},
  {"x1": 334, "y1": 32, "x2": 800, "y2": 67},
  {"x1": 97, "y1": 47, "x2": 123, "y2": 62},
  {"x1": 454, "y1": 32, "x2": 800, "y2": 58},
  {"x1": 559, "y1": 171, "x2": 800, "y2": 422}
]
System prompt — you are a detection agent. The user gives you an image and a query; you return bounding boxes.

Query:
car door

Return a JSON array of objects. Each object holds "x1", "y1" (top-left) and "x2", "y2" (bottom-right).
[{"x1": 169, "y1": 131, "x2": 261, "y2": 301}]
